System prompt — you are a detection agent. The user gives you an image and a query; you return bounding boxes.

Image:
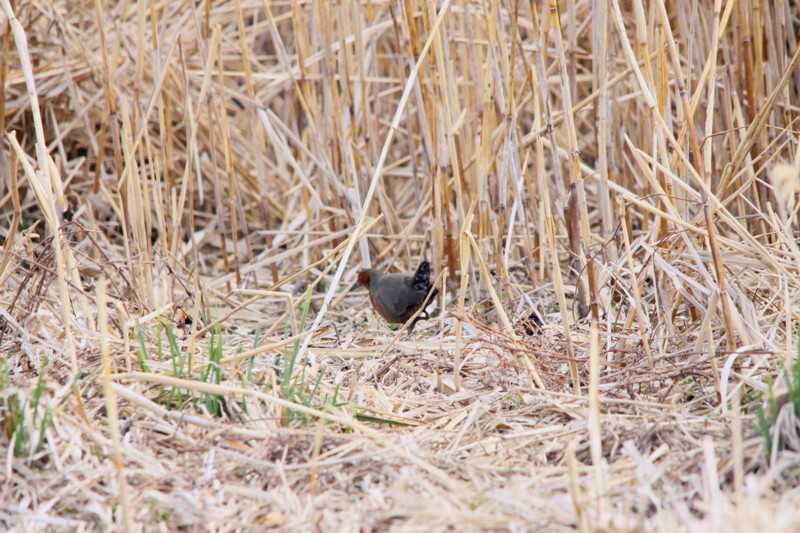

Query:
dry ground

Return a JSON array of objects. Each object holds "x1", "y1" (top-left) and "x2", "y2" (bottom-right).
[{"x1": 3, "y1": 0, "x2": 800, "y2": 531}]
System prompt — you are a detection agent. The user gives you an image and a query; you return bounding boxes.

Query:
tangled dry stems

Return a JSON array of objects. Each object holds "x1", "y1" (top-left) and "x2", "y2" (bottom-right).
[{"x1": 2, "y1": 0, "x2": 800, "y2": 531}]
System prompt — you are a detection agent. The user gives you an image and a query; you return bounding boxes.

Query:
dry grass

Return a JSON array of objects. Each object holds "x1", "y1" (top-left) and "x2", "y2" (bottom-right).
[{"x1": 3, "y1": 0, "x2": 800, "y2": 530}]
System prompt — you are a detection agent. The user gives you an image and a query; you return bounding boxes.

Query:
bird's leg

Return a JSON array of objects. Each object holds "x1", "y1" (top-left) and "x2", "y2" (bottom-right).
[
  {"x1": 408, "y1": 310, "x2": 432, "y2": 333},
  {"x1": 417, "y1": 288, "x2": 438, "y2": 322}
]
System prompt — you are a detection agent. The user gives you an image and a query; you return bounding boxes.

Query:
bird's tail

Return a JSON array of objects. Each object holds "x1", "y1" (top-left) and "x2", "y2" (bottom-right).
[
  {"x1": 409, "y1": 262, "x2": 438, "y2": 332},
  {"x1": 412, "y1": 261, "x2": 432, "y2": 291},
  {"x1": 412, "y1": 262, "x2": 437, "y2": 302}
]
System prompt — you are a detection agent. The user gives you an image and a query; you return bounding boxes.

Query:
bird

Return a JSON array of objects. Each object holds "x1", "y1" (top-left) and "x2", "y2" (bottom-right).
[{"x1": 357, "y1": 261, "x2": 439, "y2": 333}]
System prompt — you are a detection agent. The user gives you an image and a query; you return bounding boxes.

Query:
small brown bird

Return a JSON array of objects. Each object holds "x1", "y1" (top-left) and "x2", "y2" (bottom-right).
[{"x1": 357, "y1": 261, "x2": 438, "y2": 332}]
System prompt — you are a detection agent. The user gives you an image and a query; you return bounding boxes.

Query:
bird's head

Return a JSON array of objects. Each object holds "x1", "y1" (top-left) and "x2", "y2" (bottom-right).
[{"x1": 357, "y1": 270, "x2": 372, "y2": 289}]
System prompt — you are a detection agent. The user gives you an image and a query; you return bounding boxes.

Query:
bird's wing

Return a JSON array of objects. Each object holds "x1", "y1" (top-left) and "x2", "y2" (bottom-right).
[{"x1": 372, "y1": 275, "x2": 421, "y2": 322}]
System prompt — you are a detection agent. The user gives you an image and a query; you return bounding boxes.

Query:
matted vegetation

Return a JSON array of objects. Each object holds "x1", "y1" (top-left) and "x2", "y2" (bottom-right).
[{"x1": 2, "y1": 0, "x2": 800, "y2": 530}]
